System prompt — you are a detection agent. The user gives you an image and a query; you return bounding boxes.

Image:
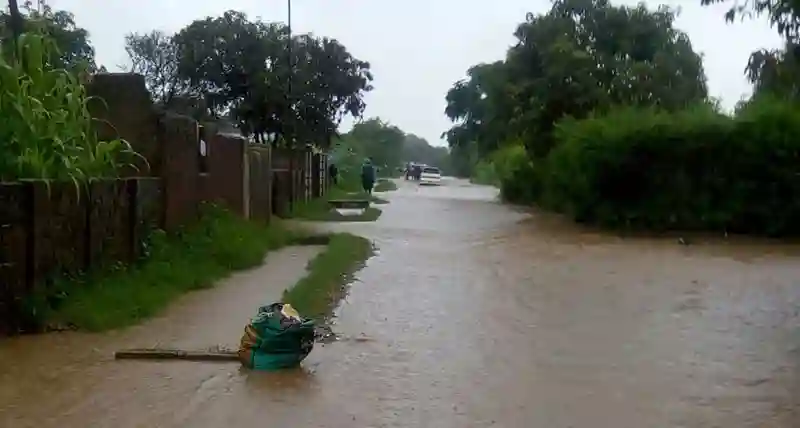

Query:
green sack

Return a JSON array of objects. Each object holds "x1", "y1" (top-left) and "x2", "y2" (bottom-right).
[{"x1": 240, "y1": 303, "x2": 316, "y2": 371}]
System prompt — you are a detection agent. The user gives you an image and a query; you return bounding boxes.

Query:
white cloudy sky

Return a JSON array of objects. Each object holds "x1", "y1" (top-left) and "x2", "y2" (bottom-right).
[{"x1": 48, "y1": 0, "x2": 783, "y2": 146}]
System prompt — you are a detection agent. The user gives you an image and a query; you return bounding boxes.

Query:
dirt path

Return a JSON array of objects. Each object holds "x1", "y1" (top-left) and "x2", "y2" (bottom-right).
[{"x1": 2, "y1": 178, "x2": 800, "y2": 427}]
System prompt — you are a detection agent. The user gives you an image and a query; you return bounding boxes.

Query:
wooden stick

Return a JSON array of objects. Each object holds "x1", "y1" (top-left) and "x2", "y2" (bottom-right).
[{"x1": 115, "y1": 348, "x2": 240, "y2": 362}]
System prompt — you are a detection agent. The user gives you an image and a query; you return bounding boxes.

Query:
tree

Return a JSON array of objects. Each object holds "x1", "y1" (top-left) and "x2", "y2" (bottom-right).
[
  {"x1": 332, "y1": 118, "x2": 448, "y2": 176},
  {"x1": 444, "y1": 61, "x2": 512, "y2": 157},
  {"x1": 343, "y1": 118, "x2": 405, "y2": 170},
  {"x1": 701, "y1": 0, "x2": 800, "y2": 42},
  {"x1": 289, "y1": 34, "x2": 373, "y2": 148},
  {"x1": 124, "y1": 30, "x2": 187, "y2": 107},
  {"x1": 164, "y1": 10, "x2": 372, "y2": 147},
  {"x1": 402, "y1": 134, "x2": 450, "y2": 172},
  {"x1": 701, "y1": 1, "x2": 800, "y2": 100},
  {"x1": 445, "y1": 0, "x2": 708, "y2": 158},
  {"x1": 745, "y1": 42, "x2": 800, "y2": 99},
  {"x1": 0, "y1": 1, "x2": 95, "y2": 70}
]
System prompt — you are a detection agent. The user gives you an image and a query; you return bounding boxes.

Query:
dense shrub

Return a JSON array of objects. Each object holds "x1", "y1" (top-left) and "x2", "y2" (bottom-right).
[
  {"x1": 492, "y1": 144, "x2": 541, "y2": 204},
  {"x1": 540, "y1": 99, "x2": 800, "y2": 236},
  {"x1": 470, "y1": 159, "x2": 499, "y2": 185}
]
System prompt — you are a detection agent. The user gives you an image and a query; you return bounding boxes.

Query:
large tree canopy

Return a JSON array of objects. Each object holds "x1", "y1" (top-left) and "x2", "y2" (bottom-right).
[
  {"x1": 701, "y1": 1, "x2": 800, "y2": 100},
  {"x1": 339, "y1": 118, "x2": 405, "y2": 170},
  {"x1": 0, "y1": 1, "x2": 95, "y2": 70},
  {"x1": 125, "y1": 10, "x2": 372, "y2": 148},
  {"x1": 125, "y1": 30, "x2": 186, "y2": 107},
  {"x1": 445, "y1": 0, "x2": 708, "y2": 158}
]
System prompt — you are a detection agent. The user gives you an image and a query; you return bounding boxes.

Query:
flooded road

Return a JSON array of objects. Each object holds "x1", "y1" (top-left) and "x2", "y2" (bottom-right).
[{"x1": 2, "y1": 178, "x2": 800, "y2": 427}]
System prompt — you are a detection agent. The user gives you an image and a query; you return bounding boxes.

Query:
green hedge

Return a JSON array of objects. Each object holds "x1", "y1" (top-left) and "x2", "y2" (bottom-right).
[
  {"x1": 539, "y1": 99, "x2": 800, "y2": 236},
  {"x1": 482, "y1": 144, "x2": 542, "y2": 203},
  {"x1": 490, "y1": 98, "x2": 800, "y2": 236}
]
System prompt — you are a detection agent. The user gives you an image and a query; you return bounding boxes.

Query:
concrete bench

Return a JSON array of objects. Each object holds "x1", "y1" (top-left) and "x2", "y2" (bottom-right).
[{"x1": 327, "y1": 199, "x2": 371, "y2": 209}]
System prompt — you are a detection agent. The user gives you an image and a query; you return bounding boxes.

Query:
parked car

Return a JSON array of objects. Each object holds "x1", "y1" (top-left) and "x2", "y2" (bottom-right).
[{"x1": 419, "y1": 166, "x2": 442, "y2": 185}]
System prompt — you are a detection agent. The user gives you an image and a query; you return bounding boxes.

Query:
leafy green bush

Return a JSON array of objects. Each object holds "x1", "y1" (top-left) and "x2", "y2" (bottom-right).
[
  {"x1": 0, "y1": 32, "x2": 139, "y2": 182},
  {"x1": 492, "y1": 144, "x2": 541, "y2": 204},
  {"x1": 470, "y1": 159, "x2": 498, "y2": 185},
  {"x1": 542, "y1": 100, "x2": 800, "y2": 236}
]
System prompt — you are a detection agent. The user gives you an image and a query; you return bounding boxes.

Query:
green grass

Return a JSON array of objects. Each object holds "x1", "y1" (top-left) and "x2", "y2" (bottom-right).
[
  {"x1": 40, "y1": 205, "x2": 308, "y2": 331},
  {"x1": 282, "y1": 233, "x2": 373, "y2": 320},
  {"x1": 288, "y1": 186, "x2": 386, "y2": 221},
  {"x1": 374, "y1": 178, "x2": 398, "y2": 192}
]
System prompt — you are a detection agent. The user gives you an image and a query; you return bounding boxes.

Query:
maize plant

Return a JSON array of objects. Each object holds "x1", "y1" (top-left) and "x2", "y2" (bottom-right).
[{"x1": 0, "y1": 31, "x2": 142, "y2": 183}]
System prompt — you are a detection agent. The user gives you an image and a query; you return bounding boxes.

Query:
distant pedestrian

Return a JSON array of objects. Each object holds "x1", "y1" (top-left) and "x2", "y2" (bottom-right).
[
  {"x1": 328, "y1": 162, "x2": 339, "y2": 186},
  {"x1": 360, "y1": 158, "x2": 376, "y2": 195}
]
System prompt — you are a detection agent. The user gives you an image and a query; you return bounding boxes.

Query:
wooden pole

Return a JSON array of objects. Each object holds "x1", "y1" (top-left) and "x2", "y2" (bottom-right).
[{"x1": 115, "y1": 348, "x2": 240, "y2": 362}]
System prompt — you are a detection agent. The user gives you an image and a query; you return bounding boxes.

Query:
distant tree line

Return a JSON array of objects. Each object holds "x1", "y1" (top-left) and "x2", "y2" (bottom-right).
[{"x1": 331, "y1": 118, "x2": 451, "y2": 182}]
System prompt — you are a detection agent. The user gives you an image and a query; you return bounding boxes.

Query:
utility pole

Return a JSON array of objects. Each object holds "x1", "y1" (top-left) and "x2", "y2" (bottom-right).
[{"x1": 286, "y1": 0, "x2": 295, "y2": 209}]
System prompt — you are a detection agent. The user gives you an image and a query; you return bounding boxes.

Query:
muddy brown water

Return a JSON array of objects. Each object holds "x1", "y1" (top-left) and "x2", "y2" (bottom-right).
[{"x1": 2, "y1": 178, "x2": 800, "y2": 427}]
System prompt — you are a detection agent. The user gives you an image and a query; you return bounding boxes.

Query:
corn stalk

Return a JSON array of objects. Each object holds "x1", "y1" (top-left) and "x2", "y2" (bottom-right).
[{"x1": 0, "y1": 31, "x2": 142, "y2": 185}]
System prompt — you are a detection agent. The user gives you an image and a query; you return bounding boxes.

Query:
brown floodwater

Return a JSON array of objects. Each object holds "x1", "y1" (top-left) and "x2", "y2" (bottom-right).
[{"x1": 1, "y1": 178, "x2": 800, "y2": 427}]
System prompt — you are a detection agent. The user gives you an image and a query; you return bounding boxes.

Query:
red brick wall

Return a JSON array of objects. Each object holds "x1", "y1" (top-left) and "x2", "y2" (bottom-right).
[
  {"x1": 0, "y1": 70, "x2": 333, "y2": 333},
  {"x1": 207, "y1": 134, "x2": 246, "y2": 216},
  {"x1": 159, "y1": 113, "x2": 200, "y2": 230},
  {"x1": 0, "y1": 178, "x2": 162, "y2": 334},
  {"x1": 247, "y1": 145, "x2": 272, "y2": 222},
  {"x1": 87, "y1": 73, "x2": 160, "y2": 176}
]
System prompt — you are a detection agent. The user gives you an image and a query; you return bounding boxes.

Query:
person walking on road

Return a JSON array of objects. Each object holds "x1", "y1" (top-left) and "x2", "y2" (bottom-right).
[
  {"x1": 328, "y1": 162, "x2": 339, "y2": 186},
  {"x1": 360, "y1": 158, "x2": 376, "y2": 195}
]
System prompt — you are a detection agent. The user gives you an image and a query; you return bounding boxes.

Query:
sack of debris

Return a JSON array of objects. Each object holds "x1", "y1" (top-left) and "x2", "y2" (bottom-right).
[{"x1": 237, "y1": 302, "x2": 316, "y2": 370}]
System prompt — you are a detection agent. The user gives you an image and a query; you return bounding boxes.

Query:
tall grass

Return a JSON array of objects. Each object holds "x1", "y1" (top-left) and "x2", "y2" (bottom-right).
[
  {"x1": 0, "y1": 31, "x2": 140, "y2": 183},
  {"x1": 40, "y1": 205, "x2": 304, "y2": 331}
]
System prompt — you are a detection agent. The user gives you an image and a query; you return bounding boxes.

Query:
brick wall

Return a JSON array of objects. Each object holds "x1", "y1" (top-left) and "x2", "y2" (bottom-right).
[
  {"x1": 0, "y1": 178, "x2": 162, "y2": 334},
  {"x1": 0, "y1": 72, "x2": 330, "y2": 334},
  {"x1": 207, "y1": 134, "x2": 246, "y2": 216},
  {"x1": 247, "y1": 144, "x2": 272, "y2": 222}
]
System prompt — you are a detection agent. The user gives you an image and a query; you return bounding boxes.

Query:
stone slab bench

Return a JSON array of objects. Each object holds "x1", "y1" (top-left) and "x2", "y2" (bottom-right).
[{"x1": 327, "y1": 199, "x2": 371, "y2": 209}]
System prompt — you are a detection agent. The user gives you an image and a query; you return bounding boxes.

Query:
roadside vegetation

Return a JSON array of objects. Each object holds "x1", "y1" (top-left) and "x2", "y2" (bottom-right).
[
  {"x1": 374, "y1": 178, "x2": 398, "y2": 192},
  {"x1": 36, "y1": 205, "x2": 373, "y2": 331},
  {"x1": 283, "y1": 233, "x2": 373, "y2": 320},
  {"x1": 37, "y1": 205, "x2": 300, "y2": 331},
  {"x1": 0, "y1": 4, "x2": 381, "y2": 332},
  {"x1": 331, "y1": 118, "x2": 451, "y2": 181},
  {"x1": 445, "y1": 0, "x2": 800, "y2": 237},
  {"x1": 0, "y1": 7, "x2": 138, "y2": 182}
]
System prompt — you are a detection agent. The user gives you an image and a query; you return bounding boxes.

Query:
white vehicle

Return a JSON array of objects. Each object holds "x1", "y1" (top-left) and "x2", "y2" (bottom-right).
[{"x1": 419, "y1": 166, "x2": 442, "y2": 185}]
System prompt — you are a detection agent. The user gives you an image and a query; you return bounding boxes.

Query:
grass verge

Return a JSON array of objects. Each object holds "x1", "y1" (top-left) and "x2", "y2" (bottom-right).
[
  {"x1": 39, "y1": 204, "x2": 307, "y2": 332},
  {"x1": 282, "y1": 233, "x2": 373, "y2": 320},
  {"x1": 288, "y1": 186, "x2": 386, "y2": 221},
  {"x1": 374, "y1": 178, "x2": 398, "y2": 192}
]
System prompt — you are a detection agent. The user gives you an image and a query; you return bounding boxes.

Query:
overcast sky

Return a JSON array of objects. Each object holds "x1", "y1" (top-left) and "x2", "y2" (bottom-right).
[{"x1": 48, "y1": 0, "x2": 783, "y2": 146}]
